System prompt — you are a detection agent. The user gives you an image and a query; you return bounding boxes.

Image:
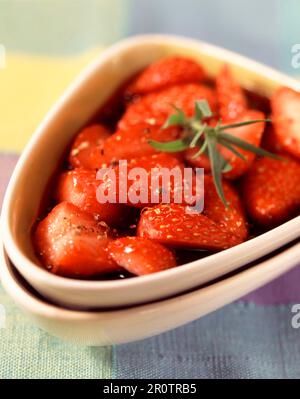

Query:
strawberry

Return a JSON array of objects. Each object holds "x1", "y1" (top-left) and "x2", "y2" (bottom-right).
[
  {"x1": 271, "y1": 87, "x2": 300, "y2": 159},
  {"x1": 137, "y1": 176, "x2": 247, "y2": 250},
  {"x1": 126, "y1": 56, "x2": 206, "y2": 95},
  {"x1": 203, "y1": 175, "x2": 248, "y2": 240},
  {"x1": 261, "y1": 124, "x2": 286, "y2": 155},
  {"x1": 118, "y1": 84, "x2": 217, "y2": 130},
  {"x1": 55, "y1": 168, "x2": 125, "y2": 226},
  {"x1": 98, "y1": 153, "x2": 196, "y2": 208},
  {"x1": 34, "y1": 202, "x2": 119, "y2": 277},
  {"x1": 242, "y1": 157, "x2": 300, "y2": 226},
  {"x1": 69, "y1": 124, "x2": 111, "y2": 169},
  {"x1": 184, "y1": 110, "x2": 266, "y2": 179},
  {"x1": 95, "y1": 123, "x2": 182, "y2": 167},
  {"x1": 216, "y1": 64, "x2": 248, "y2": 121},
  {"x1": 107, "y1": 236, "x2": 176, "y2": 275}
]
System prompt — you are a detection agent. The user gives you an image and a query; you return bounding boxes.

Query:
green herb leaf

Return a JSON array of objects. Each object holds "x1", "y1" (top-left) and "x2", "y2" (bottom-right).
[
  {"x1": 191, "y1": 139, "x2": 208, "y2": 159},
  {"x1": 219, "y1": 132, "x2": 281, "y2": 159},
  {"x1": 151, "y1": 100, "x2": 276, "y2": 206},
  {"x1": 218, "y1": 138, "x2": 247, "y2": 161},
  {"x1": 220, "y1": 119, "x2": 271, "y2": 130},
  {"x1": 206, "y1": 136, "x2": 228, "y2": 206},
  {"x1": 194, "y1": 99, "x2": 213, "y2": 120},
  {"x1": 222, "y1": 162, "x2": 233, "y2": 173},
  {"x1": 148, "y1": 139, "x2": 189, "y2": 152},
  {"x1": 162, "y1": 105, "x2": 187, "y2": 128},
  {"x1": 189, "y1": 124, "x2": 206, "y2": 148}
]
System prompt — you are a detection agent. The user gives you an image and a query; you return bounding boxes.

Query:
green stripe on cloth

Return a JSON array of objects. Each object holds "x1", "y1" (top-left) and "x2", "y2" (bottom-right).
[
  {"x1": 0, "y1": 285, "x2": 113, "y2": 379},
  {"x1": 0, "y1": 0, "x2": 129, "y2": 55}
]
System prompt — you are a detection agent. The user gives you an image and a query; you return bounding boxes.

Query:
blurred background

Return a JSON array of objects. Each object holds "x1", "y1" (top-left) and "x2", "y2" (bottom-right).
[{"x1": 0, "y1": 0, "x2": 300, "y2": 151}]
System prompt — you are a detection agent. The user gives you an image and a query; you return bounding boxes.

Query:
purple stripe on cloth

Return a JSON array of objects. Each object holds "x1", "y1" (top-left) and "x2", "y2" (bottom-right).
[
  {"x1": 241, "y1": 267, "x2": 300, "y2": 305},
  {"x1": 0, "y1": 152, "x2": 299, "y2": 305}
]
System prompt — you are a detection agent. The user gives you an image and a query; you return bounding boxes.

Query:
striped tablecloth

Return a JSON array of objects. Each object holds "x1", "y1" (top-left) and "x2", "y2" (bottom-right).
[{"x1": 1, "y1": 0, "x2": 300, "y2": 379}]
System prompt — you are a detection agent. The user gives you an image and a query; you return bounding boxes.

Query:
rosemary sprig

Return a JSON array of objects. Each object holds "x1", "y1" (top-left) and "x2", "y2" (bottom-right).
[{"x1": 148, "y1": 100, "x2": 279, "y2": 206}]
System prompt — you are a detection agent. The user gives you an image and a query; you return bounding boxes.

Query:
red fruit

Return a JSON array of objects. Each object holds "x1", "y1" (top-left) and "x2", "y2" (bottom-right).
[
  {"x1": 203, "y1": 175, "x2": 248, "y2": 241},
  {"x1": 216, "y1": 64, "x2": 248, "y2": 121},
  {"x1": 98, "y1": 153, "x2": 196, "y2": 208},
  {"x1": 69, "y1": 124, "x2": 111, "y2": 169},
  {"x1": 184, "y1": 110, "x2": 266, "y2": 179},
  {"x1": 119, "y1": 84, "x2": 217, "y2": 130},
  {"x1": 34, "y1": 202, "x2": 119, "y2": 277},
  {"x1": 137, "y1": 176, "x2": 247, "y2": 250},
  {"x1": 95, "y1": 123, "x2": 182, "y2": 167},
  {"x1": 126, "y1": 56, "x2": 206, "y2": 95},
  {"x1": 271, "y1": 87, "x2": 300, "y2": 159},
  {"x1": 242, "y1": 157, "x2": 300, "y2": 226},
  {"x1": 261, "y1": 124, "x2": 286, "y2": 155},
  {"x1": 55, "y1": 168, "x2": 125, "y2": 226},
  {"x1": 107, "y1": 237, "x2": 176, "y2": 275}
]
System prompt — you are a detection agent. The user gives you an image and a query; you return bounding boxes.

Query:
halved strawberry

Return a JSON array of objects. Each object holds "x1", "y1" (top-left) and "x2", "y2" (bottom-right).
[
  {"x1": 107, "y1": 236, "x2": 176, "y2": 275},
  {"x1": 137, "y1": 176, "x2": 247, "y2": 250},
  {"x1": 216, "y1": 64, "x2": 248, "y2": 121},
  {"x1": 271, "y1": 87, "x2": 300, "y2": 159},
  {"x1": 68, "y1": 124, "x2": 111, "y2": 169},
  {"x1": 242, "y1": 157, "x2": 300, "y2": 226},
  {"x1": 126, "y1": 56, "x2": 206, "y2": 95},
  {"x1": 184, "y1": 110, "x2": 266, "y2": 179},
  {"x1": 95, "y1": 123, "x2": 182, "y2": 167},
  {"x1": 203, "y1": 175, "x2": 248, "y2": 240},
  {"x1": 55, "y1": 168, "x2": 125, "y2": 226},
  {"x1": 34, "y1": 202, "x2": 119, "y2": 277},
  {"x1": 98, "y1": 153, "x2": 196, "y2": 208},
  {"x1": 119, "y1": 84, "x2": 217, "y2": 130}
]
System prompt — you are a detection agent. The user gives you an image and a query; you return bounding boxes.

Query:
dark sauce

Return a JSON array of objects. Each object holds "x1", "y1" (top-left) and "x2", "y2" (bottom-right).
[{"x1": 33, "y1": 76, "x2": 287, "y2": 281}]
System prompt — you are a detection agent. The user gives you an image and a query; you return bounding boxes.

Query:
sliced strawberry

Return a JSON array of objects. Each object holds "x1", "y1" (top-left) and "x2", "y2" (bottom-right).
[
  {"x1": 242, "y1": 157, "x2": 300, "y2": 226},
  {"x1": 271, "y1": 87, "x2": 300, "y2": 159},
  {"x1": 216, "y1": 64, "x2": 248, "y2": 121},
  {"x1": 203, "y1": 175, "x2": 248, "y2": 240},
  {"x1": 184, "y1": 110, "x2": 266, "y2": 179},
  {"x1": 95, "y1": 123, "x2": 182, "y2": 167},
  {"x1": 126, "y1": 56, "x2": 206, "y2": 95},
  {"x1": 107, "y1": 236, "x2": 176, "y2": 275},
  {"x1": 137, "y1": 204, "x2": 242, "y2": 250},
  {"x1": 137, "y1": 176, "x2": 247, "y2": 250},
  {"x1": 34, "y1": 202, "x2": 119, "y2": 277},
  {"x1": 68, "y1": 124, "x2": 111, "y2": 169},
  {"x1": 98, "y1": 153, "x2": 196, "y2": 208},
  {"x1": 55, "y1": 168, "x2": 125, "y2": 226},
  {"x1": 119, "y1": 84, "x2": 217, "y2": 130}
]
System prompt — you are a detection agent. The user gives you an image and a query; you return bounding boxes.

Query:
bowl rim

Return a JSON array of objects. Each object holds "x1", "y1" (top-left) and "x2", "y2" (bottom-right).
[
  {"x1": 2, "y1": 33, "x2": 300, "y2": 292},
  {"x1": 1, "y1": 240, "x2": 300, "y2": 320}
]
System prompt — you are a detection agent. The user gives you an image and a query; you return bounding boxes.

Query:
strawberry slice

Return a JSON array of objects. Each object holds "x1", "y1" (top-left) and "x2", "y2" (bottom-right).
[
  {"x1": 216, "y1": 64, "x2": 248, "y2": 121},
  {"x1": 69, "y1": 124, "x2": 111, "y2": 169},
  {"x1": 242, "y1": 157, "x2": 300, "y2": 226},
  {"x1": 271, "y1": 87, "x2": 300, "y2": 159},
  {"x1": 107, "y1": 237, "x2": 176, "y2": 275},
  {"x1": 126, "y1": 56, "x2": 206, "y2": 95},
  {"x1": 55, "y1": 168, "x2": 125, "y2": 226},
  {"x1": 119, "y1": 84, "x2": 217, "y2": 130},
  {"x1": 34, "y1": 202, "x2": 119, "y2": 277},
  {"x1": 203, "y1": 175, "x2": 248, "y2": 240},
  {"x1": 94, "y1": 123, "x2": 182, "y2": 167},
  {"x1": 137, "y1": 176, "x2": 247, "y2": 250},
  {"x1": 98, "y1": 153, "x2": 197, "y2": 208},
  {"x1": 184, "y1": 110, "x2": 266, "y2": 179}
]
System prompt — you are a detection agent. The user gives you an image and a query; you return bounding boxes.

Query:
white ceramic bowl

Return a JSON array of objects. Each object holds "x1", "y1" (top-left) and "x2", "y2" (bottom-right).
[
  {"x1": 1, "y1": 242, "x2": 299, "y2": 346},
  {"x1": 2, "y1": 34, "x2": 300, "y2": 309}
]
